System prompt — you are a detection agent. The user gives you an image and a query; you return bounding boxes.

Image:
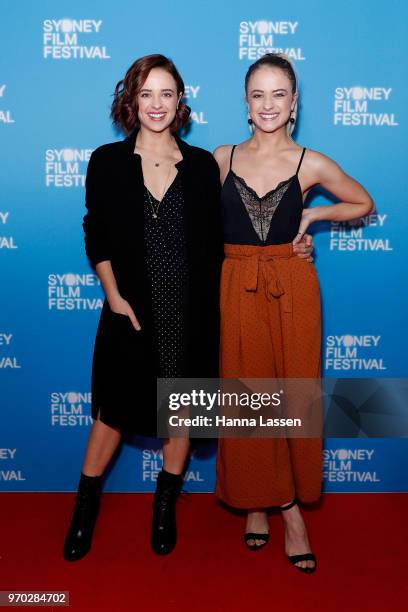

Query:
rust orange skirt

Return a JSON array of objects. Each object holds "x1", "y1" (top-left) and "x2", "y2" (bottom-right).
[{"x1": 215, "y1": 242, "x2": 323, "y2": 509}]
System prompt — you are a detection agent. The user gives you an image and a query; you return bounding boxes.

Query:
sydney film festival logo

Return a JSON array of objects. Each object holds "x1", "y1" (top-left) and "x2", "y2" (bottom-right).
[
  {"x1": 334, "y1": 86, "x2": 398, "y2": 127},
  {"x1": 0, "y1": 84, "x2": 15, "y2": 124},
  {"x1": 142, "y1": 449, "x2": 204, "y2": 484},
  {"x1": 43, "y1": 18, "x2": 111, "y2": 60},
  {"x1": 329, "y1": 213, "x2": 393, "y2": 252},
  {"x1": 0, "y1": 448, "x2": 26, "y2": 483},
  {"x1": 238, "y1": 20, "x2": 305, "y2": 60},
  {"x1": 325, "y1": 334, "x2": 386, "y2": 372},
  {"x1": 50, "y1": 391, "x2": 92, "y2": 427},
  {"x1": 184, "y1": 85, "x2": 208, "y2": 125},
  {"x1": 48, "y1": 273, "x2": 103, "y2": 311},
  {"x1": 0, "y1": 331, "x2": 21, "y2": 370},
  {"x1": 323, "y1": 447, "x2": 380, "y2": 484},
  {"x1": 0, "y1": 211, "x2": 18, "y2": 251},
  {"x1": 45, "y1": 148, "x2": 92, "y2": 188}
]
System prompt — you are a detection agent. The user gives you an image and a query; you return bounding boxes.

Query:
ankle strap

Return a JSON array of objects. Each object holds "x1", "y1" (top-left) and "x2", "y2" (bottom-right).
[{"x1": 280, "y1": 497, "x2": 298, "y2": 511}]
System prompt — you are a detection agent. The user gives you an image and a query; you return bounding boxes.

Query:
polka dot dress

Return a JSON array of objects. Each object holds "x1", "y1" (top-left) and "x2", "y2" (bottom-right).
[{"x1": 143, "y1": 175, "x2": 189, "y2": 377}]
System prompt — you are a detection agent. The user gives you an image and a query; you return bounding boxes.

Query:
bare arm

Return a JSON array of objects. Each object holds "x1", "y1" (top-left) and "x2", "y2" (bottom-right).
[{"x1": 295, "y1": 151, "x2": 375, "y2": 242}]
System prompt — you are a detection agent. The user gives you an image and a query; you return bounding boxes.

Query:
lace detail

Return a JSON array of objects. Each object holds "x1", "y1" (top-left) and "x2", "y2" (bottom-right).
[{"x1": 232, "y1": 173, "x2": 294, "y2": 242}]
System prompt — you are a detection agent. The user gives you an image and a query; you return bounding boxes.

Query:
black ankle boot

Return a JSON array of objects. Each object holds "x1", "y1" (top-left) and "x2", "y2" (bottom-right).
[
  {"x1": 151, "y1": 470, "x2": 183, "y2": 555},
  {"x1": 63, "y1": 472, "x2": 102, "y2": 561}
]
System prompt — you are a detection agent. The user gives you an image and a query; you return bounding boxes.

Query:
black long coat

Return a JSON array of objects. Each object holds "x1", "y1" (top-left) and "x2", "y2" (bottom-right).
[{"x1": 83, "y1": 128, "x2": 223, "y2": 436}]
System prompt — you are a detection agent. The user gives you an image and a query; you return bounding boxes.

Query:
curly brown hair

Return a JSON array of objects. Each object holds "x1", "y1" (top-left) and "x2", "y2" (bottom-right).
[{"x1": 111, "y1": 54, "x2": 191, "y2": 134}]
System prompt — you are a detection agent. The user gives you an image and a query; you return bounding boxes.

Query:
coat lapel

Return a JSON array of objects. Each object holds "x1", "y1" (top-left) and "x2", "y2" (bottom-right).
[
  {"x1": 173, "y1": 134, "x2": 198, "y2": 272},
  {"x1": 115, "y1": 130, "x2": 145, "y2": 247}
]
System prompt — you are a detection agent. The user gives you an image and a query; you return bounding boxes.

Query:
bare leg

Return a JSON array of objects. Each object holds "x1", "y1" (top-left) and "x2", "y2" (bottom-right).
[
  {"x1": 162, "y1": 437, "x2": 190, "y2": 475},
  {"x1": 245, "y1": 510, "x2": 269, "y2": 546},
  {"x1": 281, "y1": 502, "x2": 315, "y2": 570},
  {"x1": 82, "y1": 409, "x2": 122, "y2": 477}
]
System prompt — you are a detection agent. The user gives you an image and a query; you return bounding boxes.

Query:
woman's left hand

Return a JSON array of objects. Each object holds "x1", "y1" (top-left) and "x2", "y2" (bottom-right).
[
  {"x1": 293, "y1": 233, "x2": 314, "y2": 262},
  {"x1": 293, "y1": 209, "x2": 316, "y2": 261},
  {"x1": 293, "y1": 208, "x2": 315, "y2": 246}
]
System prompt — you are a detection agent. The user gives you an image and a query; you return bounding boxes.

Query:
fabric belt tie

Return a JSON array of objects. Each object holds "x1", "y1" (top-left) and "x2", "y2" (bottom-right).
[{"x1": 226, "y1": 253, "x2": 293, "y2": 313}]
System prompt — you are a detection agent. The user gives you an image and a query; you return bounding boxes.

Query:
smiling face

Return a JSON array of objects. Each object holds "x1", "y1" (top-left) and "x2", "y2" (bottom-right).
[
  {"x1": 137, "y1": 67, "x2": 182, "y2": 133},
  {"x1": 246, "y1": 66, "x2": 297, "y2": 134}
]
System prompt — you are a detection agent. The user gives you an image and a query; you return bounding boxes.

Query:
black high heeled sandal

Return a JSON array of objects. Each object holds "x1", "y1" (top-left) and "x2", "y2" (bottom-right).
[
  {"x1": 280, "y1": 498, "x2": 317, "y2": 573},
  {"x1": 244, "y1": 531, "x2": 270, "y2": 551}
]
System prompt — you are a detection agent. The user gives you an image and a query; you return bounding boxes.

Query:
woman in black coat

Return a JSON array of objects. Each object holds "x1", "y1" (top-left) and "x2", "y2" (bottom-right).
[{"x1": 63, "y1": 54, "x2": 223, "y2": 561}]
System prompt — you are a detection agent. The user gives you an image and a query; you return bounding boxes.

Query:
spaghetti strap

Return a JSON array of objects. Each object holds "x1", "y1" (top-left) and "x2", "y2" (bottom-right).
[
  {"x1": 229, "y1": 145, "x2": 237, "y2": 170},
  {"x1": 295, "y1": 147, "x2": 306, "y2": 175}
]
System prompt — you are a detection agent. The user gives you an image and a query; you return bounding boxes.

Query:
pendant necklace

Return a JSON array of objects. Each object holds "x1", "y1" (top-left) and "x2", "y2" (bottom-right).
[{"x1": 145, "y1": 160, "x2": 173, "y2": 219}]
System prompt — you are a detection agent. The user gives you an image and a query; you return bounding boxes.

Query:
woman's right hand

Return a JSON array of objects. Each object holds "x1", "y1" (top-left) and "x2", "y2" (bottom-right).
[{"x1": 108, "y1": 295, "x2": 141, "y2": 331}]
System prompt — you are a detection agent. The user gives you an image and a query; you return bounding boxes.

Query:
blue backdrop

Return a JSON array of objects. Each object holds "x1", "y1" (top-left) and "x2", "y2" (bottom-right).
[{"x1": 1, "y1": 0, "x2": 407, "y2": 492}]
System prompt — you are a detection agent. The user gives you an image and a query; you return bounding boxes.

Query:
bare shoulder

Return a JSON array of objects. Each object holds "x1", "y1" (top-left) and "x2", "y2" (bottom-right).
[
  {"x1": 303, "y1": 148, "x2": 339, "y2": 172},
  {"x1": 213, "y1": 144, "x2": 234, "y2": 166},
  {"x1": 302, "y1": 147, "x2": 344, "y2": 180}
]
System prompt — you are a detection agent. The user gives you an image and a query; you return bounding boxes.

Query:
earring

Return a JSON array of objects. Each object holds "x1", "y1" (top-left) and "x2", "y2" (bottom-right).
[
  {"x1": 289, "y1": 110, "x2": 295, "y2": 124},
  {"x1": 247, "y1": 111, "x2": 253, "y2": 125}
]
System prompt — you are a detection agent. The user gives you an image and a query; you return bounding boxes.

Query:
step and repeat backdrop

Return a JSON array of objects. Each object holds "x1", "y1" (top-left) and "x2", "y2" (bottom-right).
[{"x1": 1, "y1": 0, "x2": 407, "y2": 493}]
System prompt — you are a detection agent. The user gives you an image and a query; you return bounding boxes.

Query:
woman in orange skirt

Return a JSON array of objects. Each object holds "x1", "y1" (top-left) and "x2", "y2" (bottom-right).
[{"x1": 213, "y1": 53, "x2": 374, "y2": 573}]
